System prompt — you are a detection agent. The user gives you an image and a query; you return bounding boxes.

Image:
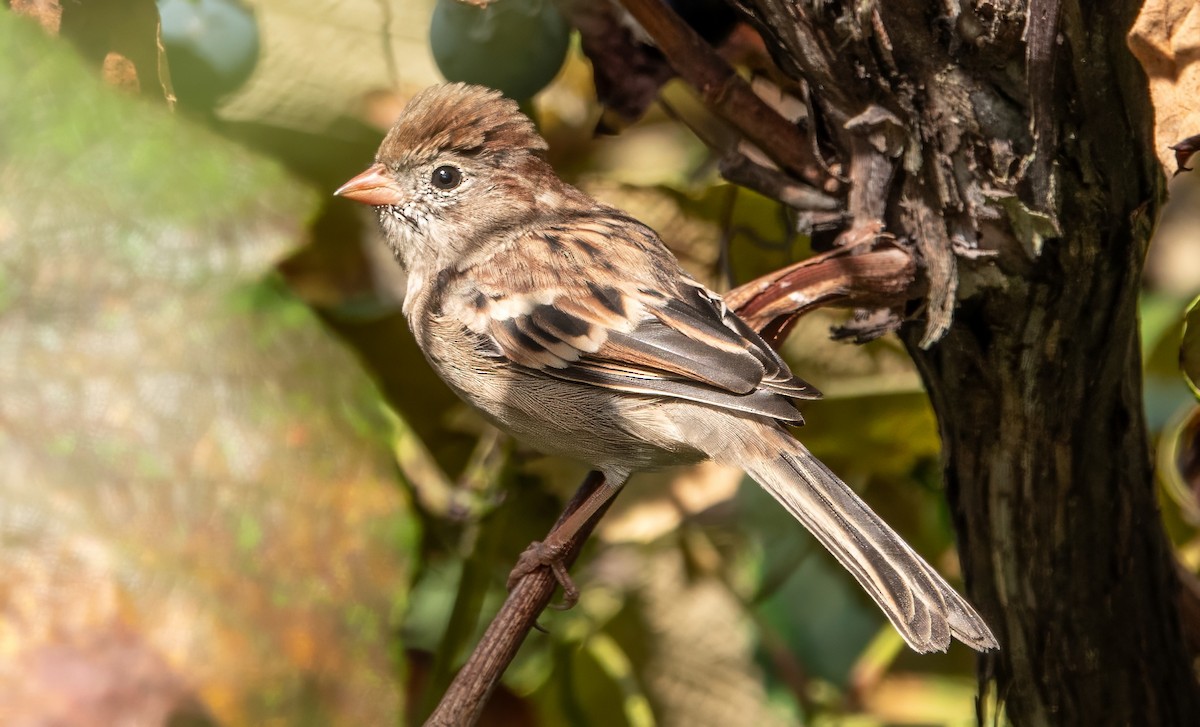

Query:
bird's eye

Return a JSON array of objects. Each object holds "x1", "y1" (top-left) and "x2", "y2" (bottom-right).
[{"x1": 431, "y1": 165, "x2": 462, "y2": 190}]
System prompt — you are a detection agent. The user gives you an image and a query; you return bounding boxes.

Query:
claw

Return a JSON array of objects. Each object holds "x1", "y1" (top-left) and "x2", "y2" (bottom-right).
[{"x1": 508, "y1": 540, "x2": 579, "y2": 609}]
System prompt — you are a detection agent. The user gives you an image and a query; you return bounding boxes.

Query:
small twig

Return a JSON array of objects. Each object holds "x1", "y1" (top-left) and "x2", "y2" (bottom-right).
[
  {"x1": 617, "y1": 0, "x2": 838, "y2": 192},
  {"x1": 657, "y1": 87, "x2": 838, "y2": 217},
  {"x1": 719, "y1": 152, "x2": 841, "y2": 212},
  {"x1": 717, "y1": 185, "x2": 739, "y2": 287}
]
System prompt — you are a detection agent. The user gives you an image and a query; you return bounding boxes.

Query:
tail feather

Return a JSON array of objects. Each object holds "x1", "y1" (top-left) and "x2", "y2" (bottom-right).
[{"x1": 740, "y1": 440, "x2": 997, "y2": 653}]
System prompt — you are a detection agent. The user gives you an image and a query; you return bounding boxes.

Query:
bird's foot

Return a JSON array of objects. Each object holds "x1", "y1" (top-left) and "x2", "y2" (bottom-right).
[{"x1": 507, "y1": 540, "x2": 578, "y2": 610}]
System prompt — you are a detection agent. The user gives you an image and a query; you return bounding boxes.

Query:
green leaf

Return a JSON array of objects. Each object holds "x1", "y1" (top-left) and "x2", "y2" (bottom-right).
[{"x1": 1183, "y1": 294, "x2": 1200, "y2": 398}]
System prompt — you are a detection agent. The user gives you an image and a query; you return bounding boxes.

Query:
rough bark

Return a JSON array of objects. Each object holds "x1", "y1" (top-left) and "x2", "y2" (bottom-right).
[
  {"x1": 726, "y1": 0, "x2": 1200, "y2": 722},
  {"x1": 902, "y1": 4, "x2": 1200, "y2": 720},
  {"x1": 909, "y1": 244, "x2": 1194, "y2": 724}
]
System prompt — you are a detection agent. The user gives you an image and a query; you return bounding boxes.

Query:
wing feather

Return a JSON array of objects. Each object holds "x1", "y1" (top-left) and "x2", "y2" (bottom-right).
[{"x1": 449, "y1": 215, "x2": 819, "y2": 423}]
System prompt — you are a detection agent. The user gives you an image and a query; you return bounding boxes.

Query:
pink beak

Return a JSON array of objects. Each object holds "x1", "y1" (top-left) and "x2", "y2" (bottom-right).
[{"x1": 335, "y1": 163, "x2": 404, "y2": 206}]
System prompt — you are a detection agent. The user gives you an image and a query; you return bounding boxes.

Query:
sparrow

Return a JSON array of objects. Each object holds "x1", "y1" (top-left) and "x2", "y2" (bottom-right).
[{"x1": 336, "y1": 83, "x2": 997, "y2": 653}]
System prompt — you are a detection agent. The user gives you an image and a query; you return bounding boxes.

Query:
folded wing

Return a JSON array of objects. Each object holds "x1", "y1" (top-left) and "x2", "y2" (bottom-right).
[{"x1": 452, "y1": 215, "x2": 819, "y2": 423}]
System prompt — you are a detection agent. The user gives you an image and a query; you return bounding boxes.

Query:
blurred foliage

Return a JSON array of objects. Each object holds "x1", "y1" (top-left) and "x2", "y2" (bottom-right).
[
  {"x1": 1183, "y1": 294, "x2": 1200, "y2": 399},
  {"x1": 4, "y1": 1, "x2": 1200, "y2": 726},
  {"x1": 1154, "y1": 293, "x2": 1200, "y2": 537},
  {"x1": 0, "y1": 12, "x2": 415, "y2": 725}
]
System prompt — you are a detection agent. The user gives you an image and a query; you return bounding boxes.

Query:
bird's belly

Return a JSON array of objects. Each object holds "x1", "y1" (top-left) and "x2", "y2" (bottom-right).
[{"x1": 424, "y1": 335, "x2": 702, "y2": 472}]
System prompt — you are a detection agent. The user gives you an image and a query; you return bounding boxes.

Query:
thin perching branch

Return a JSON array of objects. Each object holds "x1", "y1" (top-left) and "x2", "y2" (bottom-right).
[{"x1": 424, "y1": 472, "x2": 611, "y2": 726}]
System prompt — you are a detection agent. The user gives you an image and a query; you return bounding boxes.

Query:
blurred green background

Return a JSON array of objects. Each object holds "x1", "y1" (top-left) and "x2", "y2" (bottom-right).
[{"x1": 2, "y1": 1, "x2": 1198, "y2": 725}]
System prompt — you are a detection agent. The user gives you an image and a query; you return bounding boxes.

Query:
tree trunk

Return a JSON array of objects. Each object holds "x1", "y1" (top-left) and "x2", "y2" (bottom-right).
[
  {"x1": 906, "y1": 231, "x2": 1197, "y2": 723},
  {"x1": 732, "y1": 0, "x2": 1200, "y2": 722},
  {"x1": 901, "y1": 3, "x2": 1200, "y2": 721}
]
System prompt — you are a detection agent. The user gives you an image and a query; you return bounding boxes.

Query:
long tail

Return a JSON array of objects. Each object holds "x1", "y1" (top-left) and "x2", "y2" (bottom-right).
[{"x1": 737, "y1": 436, "x2": 997, "y2": 653}]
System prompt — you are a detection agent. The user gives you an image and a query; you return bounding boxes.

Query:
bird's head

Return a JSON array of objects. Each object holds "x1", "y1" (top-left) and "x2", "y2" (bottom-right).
[{"x1": 336, "y1": 83, "x2": 551, "y2": 271}]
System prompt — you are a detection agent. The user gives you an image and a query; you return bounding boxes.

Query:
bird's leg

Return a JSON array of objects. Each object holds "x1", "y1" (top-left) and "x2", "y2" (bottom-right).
[{"x1": 507, "y1": 471, "x2": 626, "y2": 609}]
